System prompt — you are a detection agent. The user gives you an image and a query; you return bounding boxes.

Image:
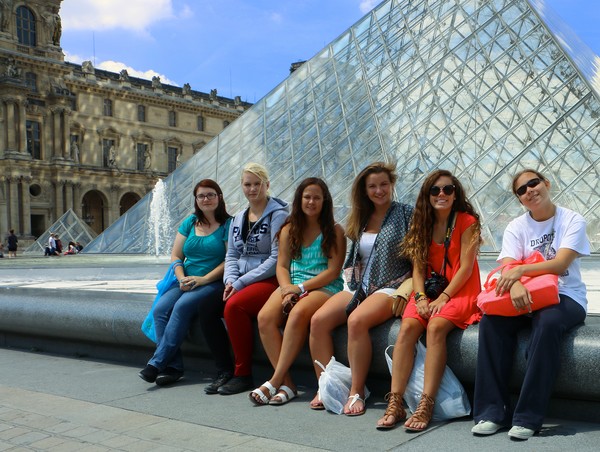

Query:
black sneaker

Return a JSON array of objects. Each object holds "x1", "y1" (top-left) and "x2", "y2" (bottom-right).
[
  {"x1": 217, "y1": 375, "x2": 253, "y2": 395},
  {"x1": 155, "y1": 367, "x2": 184, "y2": 386},
  {"x1": 204, "y1": 371, "x2": 233, "y2": 395},
  {"x1": 139, "y1": 364, "x2": 159, "y2": 383}
]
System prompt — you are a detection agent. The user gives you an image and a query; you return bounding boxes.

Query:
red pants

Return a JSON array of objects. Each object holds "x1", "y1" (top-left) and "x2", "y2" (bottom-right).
[{"x1": 223, "y1": 277, "x2": 278, "y2": 377}]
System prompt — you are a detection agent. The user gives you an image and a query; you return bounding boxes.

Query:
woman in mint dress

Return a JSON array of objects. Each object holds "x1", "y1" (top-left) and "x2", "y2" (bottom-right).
[{"x1": 249, "y1": 177, "x2": 346, "y2": 405}]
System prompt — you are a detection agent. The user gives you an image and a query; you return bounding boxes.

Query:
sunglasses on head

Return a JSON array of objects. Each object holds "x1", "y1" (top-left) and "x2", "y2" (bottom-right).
[
  {"x1": 515, "y1": 178, "x2": 542, "y2": 197},
  {"x1": 429, "y1": 185, "x2": 455, "y2": 196}
]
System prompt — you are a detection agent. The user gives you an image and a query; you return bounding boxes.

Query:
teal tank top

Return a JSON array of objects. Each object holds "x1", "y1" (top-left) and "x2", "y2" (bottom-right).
[{"x1": 290, "y1": 234, "x2": 343, "y2": 294}]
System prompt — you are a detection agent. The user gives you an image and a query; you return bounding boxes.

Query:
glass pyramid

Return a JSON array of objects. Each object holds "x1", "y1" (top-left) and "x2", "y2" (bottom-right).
[
  {"x1": 84, "y1": 0, "x2": 600, "y2": 254},
  {"x1": 23, "y1": 209, "x2": 98, "y2": 255}
]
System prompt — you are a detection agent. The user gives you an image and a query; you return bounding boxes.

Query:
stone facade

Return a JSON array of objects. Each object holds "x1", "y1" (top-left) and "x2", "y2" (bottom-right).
[{"x1": 0, "y1": 0, "x2": 250, "y2": 239}]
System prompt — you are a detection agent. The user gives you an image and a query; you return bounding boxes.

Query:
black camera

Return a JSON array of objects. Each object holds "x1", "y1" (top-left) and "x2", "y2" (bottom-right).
[{"x1": 424, "y1": 272, "x2": 449, "y2": 300}]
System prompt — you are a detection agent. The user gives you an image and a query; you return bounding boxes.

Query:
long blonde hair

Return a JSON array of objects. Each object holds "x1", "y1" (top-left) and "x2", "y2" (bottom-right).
[
  {"x1": 241, "y1": 162, "x2": 270, "y2": 196},
  {"x1": 346, "y1": 162, "x2": 397, "y2": 241}
]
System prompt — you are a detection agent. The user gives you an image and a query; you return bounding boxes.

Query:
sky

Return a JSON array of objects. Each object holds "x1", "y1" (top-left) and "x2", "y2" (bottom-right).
[{"x1": 59, "y1": 0, "x2": 600, "y2": 104}]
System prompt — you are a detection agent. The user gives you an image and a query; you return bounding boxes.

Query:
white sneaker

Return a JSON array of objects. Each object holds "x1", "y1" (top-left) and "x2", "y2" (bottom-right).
[
  {"x1": 471, "y1": 420, "x2": 504, "y2": 435},
  {"x1": 508, "y1": 425, "x2": 535, "y2": 440}
]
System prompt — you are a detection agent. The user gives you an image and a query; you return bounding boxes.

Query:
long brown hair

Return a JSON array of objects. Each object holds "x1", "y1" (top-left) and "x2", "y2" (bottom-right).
[
  {"x1": 193, "y1": 179, "x2": 231, "y2": 226},
  {"x1": 278, "y1": 178, "x2": 337, "y2": 259},
  {"x1": 346, "y1": 162, "x2": 397, "y2": 241},
  {"x1": 401, "y1": 170, "x2": 481, "y2": 267}
]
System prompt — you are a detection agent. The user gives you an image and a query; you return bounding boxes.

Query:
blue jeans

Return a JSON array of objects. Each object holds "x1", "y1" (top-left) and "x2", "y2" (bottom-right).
[
  {"x1": 148, "y1": 281, "x2": 232, "y2": 373},
  {"x1": 473, "y1": 295, "x2": 585, "y2": 430}
]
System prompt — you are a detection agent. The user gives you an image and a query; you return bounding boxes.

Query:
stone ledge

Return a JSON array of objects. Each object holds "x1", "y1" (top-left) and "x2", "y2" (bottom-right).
[{"x1": 1, "y1": 287, "x2": 599, "y2": 408}]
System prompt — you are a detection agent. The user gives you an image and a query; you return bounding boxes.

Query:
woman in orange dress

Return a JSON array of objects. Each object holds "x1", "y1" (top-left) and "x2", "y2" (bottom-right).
[{"x1": 377, "y1": 169, "x2": 482, "y2": 431}]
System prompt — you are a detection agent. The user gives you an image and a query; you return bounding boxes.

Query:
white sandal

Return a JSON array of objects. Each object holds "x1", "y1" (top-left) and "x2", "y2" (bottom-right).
[
  {"x1": 248, "y1": 381, "x2": 277, "y2": 406},
  {"x1": 269, "y1": 385, "x2": 297, "y2": 405},
  {"x1": 345, "y1": 393, "x2": 367, "y2": 416},
  {"x1": 310, "y1": 389, "x2": 325, "y2": 410}
]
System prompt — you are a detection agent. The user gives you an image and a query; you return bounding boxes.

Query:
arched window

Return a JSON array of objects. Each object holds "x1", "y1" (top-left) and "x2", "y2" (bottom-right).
[{"x1": 16, "y1": 6, "x2": 36, "y2": 47}]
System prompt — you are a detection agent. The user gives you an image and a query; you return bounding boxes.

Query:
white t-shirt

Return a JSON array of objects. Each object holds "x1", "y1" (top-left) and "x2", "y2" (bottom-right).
[{"x1": 499, "y1": 206, "x2": 590, "y2": 311}]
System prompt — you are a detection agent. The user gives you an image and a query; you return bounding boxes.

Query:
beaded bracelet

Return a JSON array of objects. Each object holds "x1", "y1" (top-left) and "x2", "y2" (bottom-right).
[{"x1": 414, "y1": 291, "x2": 427, "y2": 302}]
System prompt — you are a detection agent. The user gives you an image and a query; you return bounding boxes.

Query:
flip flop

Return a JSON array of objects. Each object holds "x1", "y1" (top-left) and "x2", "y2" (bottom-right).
[
  {"x1": 248, "y1": 381, "x2": 277, "y2": 406},
  {"x1": 345, "y1": 393, "x2": 367, "y2": 416},
  {"x1": 269, "y1": 385, "x2": 298, "y2": 405},
  {"x1": 310, "y1": 390, "x2": 325, "y2": 410}
]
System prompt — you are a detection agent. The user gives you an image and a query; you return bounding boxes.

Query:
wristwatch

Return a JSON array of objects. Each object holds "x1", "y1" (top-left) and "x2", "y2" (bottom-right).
[{"x1": 297, "y1": 283, "x2": 306, "y2": 295}]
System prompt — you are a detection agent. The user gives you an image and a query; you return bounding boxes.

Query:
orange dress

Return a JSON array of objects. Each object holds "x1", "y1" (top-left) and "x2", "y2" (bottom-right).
[{"x1": 402, "y1": 211, "x2": 482, "y2": 329}]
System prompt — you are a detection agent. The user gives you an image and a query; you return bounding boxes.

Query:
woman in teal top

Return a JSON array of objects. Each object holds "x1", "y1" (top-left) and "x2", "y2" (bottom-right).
[
  {"x1": 249, "y1": 177, "x2": 346, "y2": 405},
  {"x1": 139, "y1": 179, "x2": 232, "y2": 387}
]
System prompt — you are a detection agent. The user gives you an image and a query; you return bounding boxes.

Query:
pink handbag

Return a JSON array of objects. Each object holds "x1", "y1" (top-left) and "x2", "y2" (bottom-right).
[{"x1": 477, "y1": 251, "x2": 559, "y2": 316}]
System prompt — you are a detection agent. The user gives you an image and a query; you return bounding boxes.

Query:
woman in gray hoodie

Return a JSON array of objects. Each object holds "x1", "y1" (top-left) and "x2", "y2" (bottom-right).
[{"x1": 213, "y1": 162, "x2": 289, "y2": 395}]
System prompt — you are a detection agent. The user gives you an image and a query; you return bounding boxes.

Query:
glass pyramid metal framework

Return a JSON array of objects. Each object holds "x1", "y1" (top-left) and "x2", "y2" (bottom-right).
[{"x1": 85, "y1": 0, "x2": 600, "y2": 254}]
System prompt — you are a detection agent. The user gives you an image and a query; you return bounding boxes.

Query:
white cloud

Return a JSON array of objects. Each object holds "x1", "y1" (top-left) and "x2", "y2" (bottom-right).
[
  {"x1": 269, "y1": 12, "x2": 284, "y2": 24},
  {"x1": 178, "y1": 4, "x2": 194, "y2": 20},
  {"x1": 63, "y1": 52, "x2": 178, "y2": 86},
  {"x1": 97, "y1": 60, "x2": 179, "y2": 86},
  {"x1": 60, "y1": 0, "x2": 174, "y2": 32},
  {"x1": 359, "y1": 1, "x2": 379, "y2": 14}
]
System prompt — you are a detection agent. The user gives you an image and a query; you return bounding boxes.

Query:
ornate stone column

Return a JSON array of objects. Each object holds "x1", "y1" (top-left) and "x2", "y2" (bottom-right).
[
  {"x1": 54, "y1": 180, "x2": 64, "y2": 219},
  {"x1": 18, "y1": 100, "x2": 27, "y2": 154},
  {"x1": 0, "y1": 176, "x2": 8, "y2": 235},
  {"x1": 109, "y1": 184, "x2": 120, "y2": 225},
  {"x1": 73, "y1": 183, "x2": 82, "y2": 218},
  {"x1": 8, "y1": 177, "x2": 20, "y2": 231},
  {"x1": 43, "y1": 109, "x2": 54, "y2": 158},
  {"x1": 21, "y1": 176, "x2": 32, "y2": 235},
  {"x1": 53, "y1": 108, "x2": 62, "y2": 159},
  {"x1": 3, "y1": 98, "x2": 17, "y2": 153},
  {"x1": 62, "y1": 109, "x2": 71, "y2": 159},
  {"x1": 65, "y1": 181, "x2": 73, "y2": 212}
]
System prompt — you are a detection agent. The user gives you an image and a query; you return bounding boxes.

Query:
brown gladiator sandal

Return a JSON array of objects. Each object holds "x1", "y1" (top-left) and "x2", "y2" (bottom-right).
[
  {"x1": 376, "y1": 392, "x2": 407, "y2": 430},
  {"x1": 405, "y1": 393, "x2": 435, "y2": 432}
]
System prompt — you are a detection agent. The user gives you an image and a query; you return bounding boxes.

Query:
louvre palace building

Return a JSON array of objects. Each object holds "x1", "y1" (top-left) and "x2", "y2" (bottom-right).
[{"x1": 0, "y1": 0, "x2": 250, "y2": 241}]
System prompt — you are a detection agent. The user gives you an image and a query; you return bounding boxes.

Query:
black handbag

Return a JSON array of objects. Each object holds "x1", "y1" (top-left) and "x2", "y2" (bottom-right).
[
  {"x1": 423, "y1": 212, "x2": 456, "y2": 300},
  {"x1": 345, "y1": 286, "x2": 366, "y2": 316}
]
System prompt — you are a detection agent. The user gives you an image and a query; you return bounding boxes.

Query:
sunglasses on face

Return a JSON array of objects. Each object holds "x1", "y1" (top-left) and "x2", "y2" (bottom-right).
[
  {"x1": 515, "y1": 178, "x2": 542, "y2": 197},
  {"x1": 195, "y1": 193, "x2": 218, "y2": 201},
  {"x1": 429, "y1": 185, "x2": 455, "y2": 196}
]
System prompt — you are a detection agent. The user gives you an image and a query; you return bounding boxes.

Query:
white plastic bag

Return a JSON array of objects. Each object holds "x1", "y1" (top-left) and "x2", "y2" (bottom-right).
[
  {"x1": 315, "y1": 357, "x2": 370, "y2": 414},
  {"x1": 385, "y1": 342, "x2": 470, "y2": 421}
]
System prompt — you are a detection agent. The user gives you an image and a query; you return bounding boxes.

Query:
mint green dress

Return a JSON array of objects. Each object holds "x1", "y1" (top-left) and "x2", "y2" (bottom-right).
[{"x1": 289, "y1": 234, "x2": 343, "y2": 294}]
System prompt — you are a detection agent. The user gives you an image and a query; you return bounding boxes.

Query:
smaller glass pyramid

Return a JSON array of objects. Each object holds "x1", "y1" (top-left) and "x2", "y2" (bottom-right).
[{"x1": 23, "y1": 209, "x2": 98, "y2": 255}]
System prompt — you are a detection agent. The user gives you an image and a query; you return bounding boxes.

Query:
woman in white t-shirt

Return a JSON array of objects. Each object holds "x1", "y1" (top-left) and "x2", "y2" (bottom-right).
[{"x1": 472, "y1": 169, "x2": 590, "y2": 441}]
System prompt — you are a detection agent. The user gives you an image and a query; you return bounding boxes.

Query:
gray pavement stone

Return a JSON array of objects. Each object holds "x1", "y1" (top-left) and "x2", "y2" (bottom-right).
[
  {"x1": 9, "y1": 431, "x2": 50, "y2": 445},
  {"x1": 46, "y1": 438, "x2": 90, "y2": 451},
  {"x1": 98, "y1": 434, "x2": 141, "y2": 449},
  {"x1": 28, "y1": 436, "x2": 69, "y2": 450},
  {"x1": 0, "y1": 426, "x2": 28, "y2": 440}
]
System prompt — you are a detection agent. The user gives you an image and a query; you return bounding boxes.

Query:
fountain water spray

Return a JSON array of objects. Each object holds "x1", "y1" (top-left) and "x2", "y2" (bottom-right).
[{"x1": 148, "y1": 179, "x2": 172, "y2": 256}]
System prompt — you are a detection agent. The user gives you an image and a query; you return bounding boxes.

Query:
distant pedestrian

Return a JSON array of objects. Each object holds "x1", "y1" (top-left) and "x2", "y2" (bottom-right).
[
  {"x1": 55, "y1": 235, "x2": 63, "y2": 254},
  {"x1": 45, "y1": 233, "x2": 58, "y2": 256},
  {"x1": 7, "y1": 229, "x2": 17, "y2": 258}
]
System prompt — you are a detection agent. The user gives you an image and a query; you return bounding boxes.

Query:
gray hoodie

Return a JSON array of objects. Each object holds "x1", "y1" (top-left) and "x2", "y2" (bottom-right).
[{"x1": 224, "y1": 197, "x2": 289, "y2": 291}]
